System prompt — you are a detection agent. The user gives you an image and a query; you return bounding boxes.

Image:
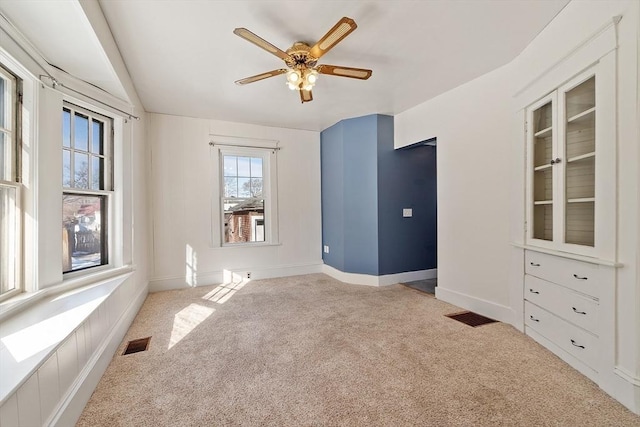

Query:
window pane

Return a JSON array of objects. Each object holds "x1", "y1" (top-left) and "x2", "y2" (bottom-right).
[
  {"x1": 63, "y1": 194, "x2": 105, "y2": 272},
  {"x1": 223, "y1": 198, "x2": 265, "y2": 243},
  {"x1": 250, "y1": 157, "x2": 262, "y2": 178},
  {"x1": 237, "y1": 157, "x2": 250, "y2": 177},
  {"x1": 223, "y1": 156, "x2": 237, "y2": 177},
  {"x1": 74, "y1": 152, "x2": 89, "y2": 189},
  {"x1": 0, "y1": 185, "x2": 17, "y2": 294},
  {"x1": 0, "y1": 77, "x2": 6, "y2": 130},
  {"x1": 63, "y1": 110, "x2": 71, "y2": 148},
  {"x1": 238, "y1": 178, "x2": 250, "y2": 197},
  {"x1": 63, "y1": 149, "x2": 71, "y2": 187},
  {"x1": 250, "y1": 178, "x2": 263, "y2": 197},
  {"x1": 224, "y1": 177, "x2": 237, "y2": 197},
  {"x1": 92, "y1": 120, "x2": 103, "y2": 154},
  {"x1": 0, "y1": 132, "x2": 8, "y2": 181},
  {"x1": 74, "y1": 113, "x2": 89, "y2": 151},
  {"x1": 91, "y1": 156, "x2": 102, "y2": 190}
]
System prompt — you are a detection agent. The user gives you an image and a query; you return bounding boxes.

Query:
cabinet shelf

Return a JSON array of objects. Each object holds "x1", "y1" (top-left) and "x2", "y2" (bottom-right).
[
  {"x1": 534, "y1": 126, "x2": 553, "y2": 138},
  {"x1": 534, "y1": 200, "x2": 553, "y2": 205},
  {"x1": 567, "y1": 197, "x2": 595, "y2": 203},
  {"x1": 567, "y1": 152, "x2": 595, "y2": 163},
  {"x1": 534, "y1": 163, "x2": 552, "y2": 171},
  {"x1": 568, "y1": 107, "x2": 595, "y2": 124}
]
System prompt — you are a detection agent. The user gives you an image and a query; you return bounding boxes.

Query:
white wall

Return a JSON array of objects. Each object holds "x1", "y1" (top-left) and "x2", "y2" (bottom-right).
[
  {"x1": 148, "y1": 114, "x2": 323, "y2": 291},
  {"x1": 394, "y1": 64, "x2": 516, "y2": 322},
  {"x1": 395, "y1": 0, "x2": 640, "y2": 410}
]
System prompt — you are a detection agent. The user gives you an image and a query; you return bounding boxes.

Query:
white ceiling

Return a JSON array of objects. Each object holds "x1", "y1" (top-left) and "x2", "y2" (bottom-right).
[{"x1": 1, "y1": 0, "x2": 570, "y2": 131}]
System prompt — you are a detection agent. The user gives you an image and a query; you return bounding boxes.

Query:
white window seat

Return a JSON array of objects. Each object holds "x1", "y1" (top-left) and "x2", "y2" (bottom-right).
[{"x1": 0, "y1": 268, "x2": 133, "y2": 404}]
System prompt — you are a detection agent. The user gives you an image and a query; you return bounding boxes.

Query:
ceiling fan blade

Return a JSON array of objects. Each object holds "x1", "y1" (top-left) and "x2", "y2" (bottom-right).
[
  {"x1": 316, "y1": 64, "x2": 372, "y2": 80},
  {"x1": 299, "y1": 89, "x2": 313, "y2": 103},
  {"x1": 235, "y1": 69, "x2": 288, "y2": 85},
  {"x1": 309, "y1": 17, "x2": 357, "y2": 59},
  {"x1": 233, "y1": 28, "x2": 291, "y2": 61}
]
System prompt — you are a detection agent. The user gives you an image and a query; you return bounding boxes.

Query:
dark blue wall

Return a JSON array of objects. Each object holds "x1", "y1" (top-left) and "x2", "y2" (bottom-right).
[
  {"x1": 320, "y1": 121, "x2": 346, "y2": 272},
  {"x1": 377, "y1": 115, "x2": 437, "y2": 274},
  {"x1": 343, "y1": 115, "x2": 379, "y2": 275},
  {"x1": 321, "y1": 114, "x2": 437, "y2": 276}
]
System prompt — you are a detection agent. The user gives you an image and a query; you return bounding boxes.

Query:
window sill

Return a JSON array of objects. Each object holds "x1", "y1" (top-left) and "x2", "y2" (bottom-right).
[
  {"x1": 0, "y1": 267, "x2": 135, "y2": 403},
  {"x1": 219, "y1": 242, "x2": 282, "y2": 249},
  {"x1": 0, "y1": 265, "x2": 135, "y2": 322}
]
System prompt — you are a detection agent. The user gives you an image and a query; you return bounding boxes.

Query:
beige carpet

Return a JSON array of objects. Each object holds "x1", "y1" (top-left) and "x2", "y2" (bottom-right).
[{"x1": 77, "y1": 274, "x2": 640, "y2": 426}]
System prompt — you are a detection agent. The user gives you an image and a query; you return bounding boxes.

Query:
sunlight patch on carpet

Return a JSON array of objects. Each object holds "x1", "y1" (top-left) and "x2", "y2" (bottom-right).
[
  {"x1": 168, "y1": 303, "x2": 215, "y2": 349},
  {"x1": 202, "y1": 273, "x2": 249, "y2": 304}
]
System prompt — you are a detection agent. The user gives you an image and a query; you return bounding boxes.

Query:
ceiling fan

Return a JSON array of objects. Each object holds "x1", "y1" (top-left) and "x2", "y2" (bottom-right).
[{"x1": 233, "y1": 17, "x2": 372, "y2": 103}]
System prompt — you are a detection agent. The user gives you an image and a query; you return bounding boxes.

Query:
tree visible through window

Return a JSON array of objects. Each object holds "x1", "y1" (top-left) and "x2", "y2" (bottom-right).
[
  {"x1": 62, "y1": 104, "x2": 112, "y2": 273},
  {"x1": 222, "y1": 155, "x2": 265, "y2": 244}
]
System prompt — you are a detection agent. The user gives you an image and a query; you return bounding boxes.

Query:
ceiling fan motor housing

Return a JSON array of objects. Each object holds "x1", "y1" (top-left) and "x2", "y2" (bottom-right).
[{"x1": 285, "y1": 42, "x2": 318, "y2": 69}]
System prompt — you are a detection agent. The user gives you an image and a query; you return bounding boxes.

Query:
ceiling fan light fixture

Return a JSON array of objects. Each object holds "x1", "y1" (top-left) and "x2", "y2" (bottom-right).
[
  {"x1": 306, "y1": 70, "x2": 318, "y2": 84},
  {"x1": 233, "y1": 17, "x2": 371, "y2": 103},
  {"x1": 286, "y1": 70, "x2": 300, "y2": 83}
]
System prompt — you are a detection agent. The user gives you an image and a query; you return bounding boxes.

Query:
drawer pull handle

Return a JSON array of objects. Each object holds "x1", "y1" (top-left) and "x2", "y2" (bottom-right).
[
  {"x1": 530, "y1": 262, "x2": 540, "y2": 267},
  {"x1": 570, "y1": 339, "x2": 585, "y2": 349},
  {"x1": 529, "y1": 315, "x2": 540, "y2": 322},
  {"x1": 573, "y1": 274, "x2": 588, "y2": 280},
  {"x1": 529, "y1": 289, "x2": 540, "y2": 294},
  {"x1": 572, "y1": 307, "x2": 587, "y2": 315}
]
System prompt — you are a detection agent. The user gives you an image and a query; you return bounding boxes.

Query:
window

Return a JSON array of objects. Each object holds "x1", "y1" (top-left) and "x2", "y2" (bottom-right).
[
  {"x1": 216, "y1": 145, "x2": 278, "y2": 246},
  {"x1": 0, "y1": 63, "x2": 21, "y2": 300},
  {"x1": 62, "y1": 103, "x2": 112, "y2": 273}
]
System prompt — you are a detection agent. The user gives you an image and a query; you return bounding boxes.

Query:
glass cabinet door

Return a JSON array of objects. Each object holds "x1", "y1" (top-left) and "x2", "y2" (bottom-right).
[
  {"x1": 563, "y1": 76, "x2": 595, "y2": 247},
  {"x1": 532, "y1": 100, "x2": 554, "y2": 241}
]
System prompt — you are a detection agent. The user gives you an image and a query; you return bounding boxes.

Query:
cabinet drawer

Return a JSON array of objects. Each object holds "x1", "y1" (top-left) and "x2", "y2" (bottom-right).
[
  {"x1": 525, "y1": 251, "x2": 598, "y2": 297},
  {"x1": 524, "y1": 275, "x2": 598, "y2": 334},
  {"x1": 525, "y1": 301, "x2": 598, "y2": 370}
]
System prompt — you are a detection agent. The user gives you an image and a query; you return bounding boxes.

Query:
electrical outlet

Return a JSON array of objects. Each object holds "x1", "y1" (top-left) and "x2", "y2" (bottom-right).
[
  {"x1": 403, "y1": 208, "x2": 413, "y2": 218},
  {"x1": 247, "y1": 272, "x2": 251, "y2": 279},
  {"x1": 323, "y1": 245, "x2": 329, "y2": 253}
]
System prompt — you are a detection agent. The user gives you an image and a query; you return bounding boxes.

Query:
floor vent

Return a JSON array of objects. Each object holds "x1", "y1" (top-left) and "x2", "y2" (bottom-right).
[
  {"x1": 445, "y1": 311, "x2": 497, "y2": 327},
  {"x1": 123, "y1": 337, "x2": 151, "y2": 355}
]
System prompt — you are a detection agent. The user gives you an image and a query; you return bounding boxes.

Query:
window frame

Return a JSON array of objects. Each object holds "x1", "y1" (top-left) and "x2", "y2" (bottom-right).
[
  {"x1": 0, "y1": 62, "x2": 22, "y2": 302},
  {"x1": 62, "y1": 102, "x2": 114, "y2": 275},
  {"x1": 213, "y1": 144, "x2": 279, "y2": 248}
]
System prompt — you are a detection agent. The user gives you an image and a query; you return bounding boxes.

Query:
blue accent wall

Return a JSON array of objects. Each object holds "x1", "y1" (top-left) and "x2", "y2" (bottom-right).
[
  {"x1": 377, "y1": 115, "x2": 437, "y2": 275},
  {"x1": 321, "y1": 114, "x2": 437, "y2": 276},
  {"x1": 320, "y1": 121, "x2": 346, "y2": 272},
  {"x1": 343, "y1": 115, "x2": 379, "y2": 275}
]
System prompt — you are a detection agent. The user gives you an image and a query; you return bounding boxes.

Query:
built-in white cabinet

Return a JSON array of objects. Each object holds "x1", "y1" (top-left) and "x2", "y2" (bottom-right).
[
  {"x1": 516, "y1": 32, "x2": 632, "y2": 409},
  {"x1": 526, "y1": 67, "x2": 613, "y2": 258}
]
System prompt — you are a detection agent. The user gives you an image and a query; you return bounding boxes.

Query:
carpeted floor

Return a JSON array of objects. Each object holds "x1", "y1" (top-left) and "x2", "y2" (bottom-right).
[{"x1": 77, "y1": 274, "x2": 640, "y2": 426}]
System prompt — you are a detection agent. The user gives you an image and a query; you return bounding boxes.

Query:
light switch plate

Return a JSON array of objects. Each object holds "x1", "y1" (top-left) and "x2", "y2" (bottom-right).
[{"x1": 403, "y1": 208, "x2": 413, "y2": 217}]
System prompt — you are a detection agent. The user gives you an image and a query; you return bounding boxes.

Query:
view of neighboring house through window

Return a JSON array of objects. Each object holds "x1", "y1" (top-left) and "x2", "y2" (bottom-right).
[
  {"x1": 62, "y1": 103, "x2": 112, "y2": 273},
  {"x1": 223, "y1": 154, "x2": 265, "y2": 244},
  {"x1": 0, "y1": 63, "x2": 21, "y2": 299}
]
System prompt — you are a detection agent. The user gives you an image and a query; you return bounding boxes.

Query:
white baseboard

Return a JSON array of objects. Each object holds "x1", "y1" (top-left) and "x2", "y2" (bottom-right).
[
  {"x1": 435, "y1": 286, "x2": 515, "y2": 324},
  {"x1": 606, "y1": 367, "x2": 640, "y2": 415},
  {"x1": 148, "y1": 262, "x2": 325, "y2": 292},
  {"x1": 50, "y1": 281, "x2": 148, "y2": 426},
  {"x1": 322, "y1": 264, "x2": 437, "y2": 287}
]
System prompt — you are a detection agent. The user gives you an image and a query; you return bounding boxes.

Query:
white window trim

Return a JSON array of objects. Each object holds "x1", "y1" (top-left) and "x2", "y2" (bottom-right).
[
  {"x1": 209, "y1": 137, "x2": 279, "y2": 248},
  {"x1": 62, "y1": 102, "x2": 114, "y2": 275},
  {"x1": 0, "y1": 62, "x2": 22, "y2": 302}
]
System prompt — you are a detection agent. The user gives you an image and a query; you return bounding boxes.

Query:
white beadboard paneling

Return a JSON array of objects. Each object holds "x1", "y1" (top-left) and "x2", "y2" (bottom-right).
[
  {"x1": 88, "y1": 311, "x2": 101, "y2": 354},
  {"x1": 16, "y1": 374, "x2": 40, "y2": 427},
  {"x1": 57, "y1": 333, "x2": 78, "y2": 396},
  {"x1": 38, "y1": 352, "x2": 60, "y2": 425},
  {"x1": 0, "y1": 394, "x2": 19, "y2": 427},
  {"x1": 75, "y1": 323, "x2": 87, "y2": 368}
]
